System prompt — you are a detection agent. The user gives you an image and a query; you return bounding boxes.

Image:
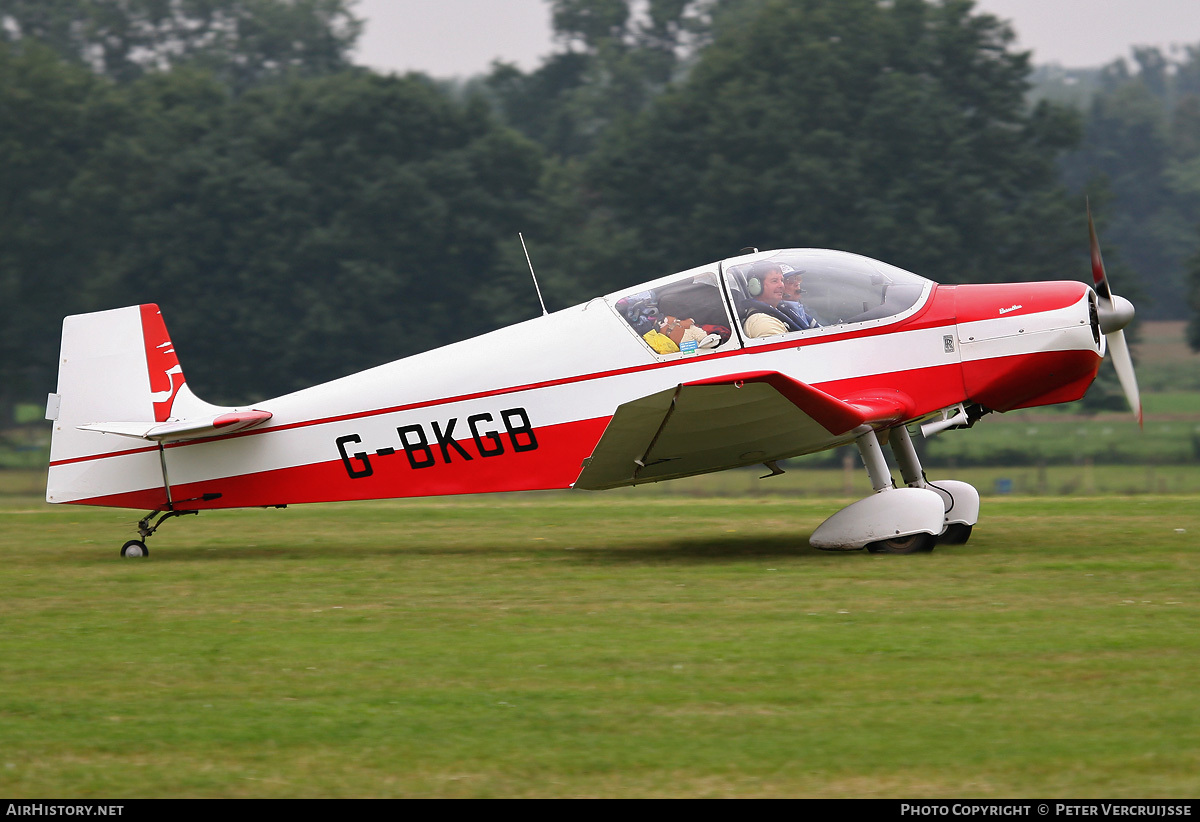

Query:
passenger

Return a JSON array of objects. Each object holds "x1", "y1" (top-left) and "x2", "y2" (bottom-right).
[
  {"x1": 779, "y1": 269, "x2": 819, "y2": 330},
  {"x1": 781, "y1": 269, "x2": 803, "y2": 302}
]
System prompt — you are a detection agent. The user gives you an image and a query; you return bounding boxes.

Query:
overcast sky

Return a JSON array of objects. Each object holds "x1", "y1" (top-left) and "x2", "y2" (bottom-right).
[{"x1": 352, "y1": 0, "x2": 1200, "y2": 78}]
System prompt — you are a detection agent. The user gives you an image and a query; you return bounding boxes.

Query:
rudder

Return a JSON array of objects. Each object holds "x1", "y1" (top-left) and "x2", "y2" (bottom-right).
[{"x1": 46, "y1": 304, "x2": 205, "y2": 505}]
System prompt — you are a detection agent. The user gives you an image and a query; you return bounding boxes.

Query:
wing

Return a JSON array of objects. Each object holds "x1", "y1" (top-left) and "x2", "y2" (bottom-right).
[{"x1": 574, "y1": 370, "x2": 911, "y2": 490}]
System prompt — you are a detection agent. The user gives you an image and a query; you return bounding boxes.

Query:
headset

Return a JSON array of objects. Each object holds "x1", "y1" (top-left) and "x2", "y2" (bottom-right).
[{"x1": 745, "y1": 262, "x2": 783, "y2": 298}]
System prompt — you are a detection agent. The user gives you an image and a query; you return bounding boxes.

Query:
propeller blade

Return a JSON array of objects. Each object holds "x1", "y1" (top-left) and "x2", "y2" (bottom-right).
[
  {"x1": 1086, "y1": 201, "x2": 1142, "y2": 427},
  {"x1": 1087, "y1": 200, "x2": 1113, "y2": 304},
  {"x1": 1106, "y1": 328, "x2": 1144, "y2": 429}
]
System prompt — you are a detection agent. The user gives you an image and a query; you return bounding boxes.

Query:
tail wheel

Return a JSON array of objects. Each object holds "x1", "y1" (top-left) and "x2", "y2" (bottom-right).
[
  {"x1": 866, "y1": 533, "x2": 935, "y2": 554},
  {"x1": 120, "y1": 540, "x2": 149, "y2": 558}
]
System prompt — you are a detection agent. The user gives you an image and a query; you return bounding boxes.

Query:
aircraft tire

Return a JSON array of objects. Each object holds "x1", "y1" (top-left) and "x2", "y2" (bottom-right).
[
  {"x1": 940, "y1": 523, "x2": 973, "y2": 545},
  {"x1": 120, "y1": 540, "x2": 149, "y2": 558},
  {"x1": 865, "y1": 533, "x2": 935, "y2": 555}
]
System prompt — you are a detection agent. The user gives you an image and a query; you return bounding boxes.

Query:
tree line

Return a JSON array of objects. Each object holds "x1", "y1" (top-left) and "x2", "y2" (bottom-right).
[{"x1": 1, "y1": 0, "x2": 1197, "y2": 409}]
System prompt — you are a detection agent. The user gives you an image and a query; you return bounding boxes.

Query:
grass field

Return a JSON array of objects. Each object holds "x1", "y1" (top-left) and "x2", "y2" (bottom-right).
[{"x1": 1, "y1": 491, "x2": 1198, "y2": 798}]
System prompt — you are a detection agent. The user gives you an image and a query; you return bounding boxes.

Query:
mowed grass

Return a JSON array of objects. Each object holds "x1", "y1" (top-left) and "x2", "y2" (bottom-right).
[{"x1": 0, "y1": 492, "x2": 1198, "y2": 798}]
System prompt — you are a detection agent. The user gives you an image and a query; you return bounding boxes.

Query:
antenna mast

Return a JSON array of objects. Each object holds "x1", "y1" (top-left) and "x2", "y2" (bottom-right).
[{"x1": 519, "y1": 232, "x2": 548, "y2": 317}]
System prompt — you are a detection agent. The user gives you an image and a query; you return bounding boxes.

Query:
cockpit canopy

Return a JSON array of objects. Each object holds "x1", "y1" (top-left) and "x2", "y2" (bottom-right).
[
  {"x1": 607, "y1": 248, "x2": 932, "y2": 357},
  {"x1": 724, "y1": 249, "x2": 930, "y2": 337}
]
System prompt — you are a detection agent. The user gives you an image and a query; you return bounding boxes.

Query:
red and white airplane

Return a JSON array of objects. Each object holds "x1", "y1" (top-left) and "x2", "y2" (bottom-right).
[{"x1": 45, "y1": 211, "x2": 1140, "y2": 556}]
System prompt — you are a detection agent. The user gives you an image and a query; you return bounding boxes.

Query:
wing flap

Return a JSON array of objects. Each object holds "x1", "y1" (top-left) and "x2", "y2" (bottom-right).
[{"x1": 575, "y1": 371, "x2": 911, "y2": 490}]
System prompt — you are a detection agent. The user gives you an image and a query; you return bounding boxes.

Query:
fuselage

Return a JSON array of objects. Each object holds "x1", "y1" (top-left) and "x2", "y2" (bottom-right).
[{"x1": 48, "y1": 249, "x2": 1102, "y2": 511}]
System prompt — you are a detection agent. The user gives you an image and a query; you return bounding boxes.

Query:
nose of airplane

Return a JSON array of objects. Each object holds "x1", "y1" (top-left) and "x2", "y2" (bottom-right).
[{"x1": 954, "y1": 279, "x2": 1102, "y2": 413}]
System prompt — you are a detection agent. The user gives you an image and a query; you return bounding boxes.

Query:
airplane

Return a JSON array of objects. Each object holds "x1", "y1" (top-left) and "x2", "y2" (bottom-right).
[{"x1": 44, "y1": 208, "x2": 1140, "y2": 557}]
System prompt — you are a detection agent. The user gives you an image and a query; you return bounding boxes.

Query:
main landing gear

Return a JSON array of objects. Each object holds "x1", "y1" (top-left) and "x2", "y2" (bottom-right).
[
  {"x1": 119, "y1": 508, "x2": 198, "y2": 558},
  {"x1": 809, "y1": 425, "x2": 979, "y2": 554}
]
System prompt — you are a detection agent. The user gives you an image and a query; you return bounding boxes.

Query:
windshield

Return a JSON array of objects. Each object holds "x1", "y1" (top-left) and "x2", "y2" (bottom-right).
[{"x1": 723, "y1": 249, "x2": 931, "y2": 340}]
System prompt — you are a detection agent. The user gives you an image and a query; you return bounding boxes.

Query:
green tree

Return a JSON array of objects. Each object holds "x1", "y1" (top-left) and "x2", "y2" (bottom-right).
[
  {"x1": 562, "y1": 0, "x2": 1084, "y2": 296},
  {"x1": 0, "y1": 0, "x2": 361, "y2": 87},
  {"x1": 0, "y1": 43, "x2": 547, "y2": 404},
  {"x1": 0, "y1": 41, "x2": 129, "y2": 407},
  {"x1": 482, "y1": 0, "x2": 718, "y2": 157},
  {"x1": 1062, "y1": 46, "x2": 1200, "y2": 323},
  {"x1": 99, "y1": 71, "x2": 546, "y2": 401},
  {"x1": 1189, "y1": 249, "x2": 1200, "y2": 350},
  {"x1": 1173, "y1": 49, "x2": 1200, "y2": 349}
]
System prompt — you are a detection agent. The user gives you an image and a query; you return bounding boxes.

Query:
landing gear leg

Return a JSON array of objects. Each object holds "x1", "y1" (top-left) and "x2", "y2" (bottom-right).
[
  {"x1": 857, "y1": 425, "x2": 895, "y2": 493},
  {"x1": 863, "y1": 425, "x2": 936, "y2": 555},
  {"x1": 889, "y1": 426, "x2": 979, "y2": 544},
  {"x1": 118, "y1": 442, "x2": 206, "y2": 557},
  {"x1": 119, "y1": 508, "x2": 197, "y2": 558},
  {"x1": 890, "y1": 424, "x2": 926, "y2": 490}
]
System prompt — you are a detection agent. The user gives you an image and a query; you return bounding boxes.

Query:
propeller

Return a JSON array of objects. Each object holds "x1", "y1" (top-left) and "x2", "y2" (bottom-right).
[{"x1": 1087, "y1": 201, "x2": 1143, "y2": 428}]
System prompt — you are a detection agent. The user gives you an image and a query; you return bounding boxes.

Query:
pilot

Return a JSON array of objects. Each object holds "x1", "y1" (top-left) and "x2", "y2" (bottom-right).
[
  {"x1": 741, "y1": 263, "x2": 791, "y2": 338},
  {"x1": 779, "y1": 269, "x2": 819, "y2": 330}
]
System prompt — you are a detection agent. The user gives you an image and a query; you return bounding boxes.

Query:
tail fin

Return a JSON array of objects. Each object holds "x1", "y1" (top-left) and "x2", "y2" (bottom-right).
[{"x1": 45, "y1": 304, "x2": 241, "y2": 506}]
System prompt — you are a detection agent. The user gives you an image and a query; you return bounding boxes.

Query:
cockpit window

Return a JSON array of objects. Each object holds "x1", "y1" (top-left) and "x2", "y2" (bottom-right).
[
  {"x1": 610, "y1": 268, "x2": 734, "y2": 356},
  {"x1": 723, "y1": 249, "x2": 930, "y2": 340}
]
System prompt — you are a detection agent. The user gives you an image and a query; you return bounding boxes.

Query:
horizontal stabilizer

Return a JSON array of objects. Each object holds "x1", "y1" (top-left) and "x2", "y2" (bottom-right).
[{"x1": 78, "y1": 409, "x2": 272, "y2": 443}]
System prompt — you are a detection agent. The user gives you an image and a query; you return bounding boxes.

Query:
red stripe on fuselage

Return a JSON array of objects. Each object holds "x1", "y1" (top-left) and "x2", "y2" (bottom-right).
[{"x1": 68, "y1": 416, "x2": 613, "y2": 511}]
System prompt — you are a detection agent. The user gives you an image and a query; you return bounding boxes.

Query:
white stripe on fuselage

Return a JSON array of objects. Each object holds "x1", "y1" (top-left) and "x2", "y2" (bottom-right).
[{"x1": 957, "y1": 297, "x2": 1096, "y2": 362}]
